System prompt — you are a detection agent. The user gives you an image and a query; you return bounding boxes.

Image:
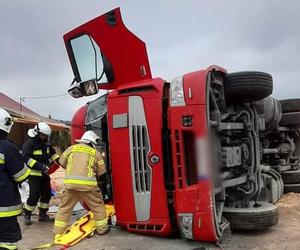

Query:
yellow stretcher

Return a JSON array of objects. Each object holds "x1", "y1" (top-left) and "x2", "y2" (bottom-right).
[{"x1": 31, "y1": 205, "x2": 115, "y2": 250}]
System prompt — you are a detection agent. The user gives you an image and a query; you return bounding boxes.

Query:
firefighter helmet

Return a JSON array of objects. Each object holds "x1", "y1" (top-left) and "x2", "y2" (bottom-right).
[
  {"x1": 0, "y1": 108, "x2": 14, "y2": 133},
  {"x1": 28, "y1": 122, "x2": 51, "y2": 137},
  {"x1": 75, "y1": 131, "x2": 100, "y2": 146}
]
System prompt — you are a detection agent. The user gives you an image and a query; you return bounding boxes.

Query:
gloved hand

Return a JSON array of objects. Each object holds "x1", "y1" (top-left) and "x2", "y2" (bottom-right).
[{"x1": 41, "y1": 164, "x2": 49, "y2": 174}]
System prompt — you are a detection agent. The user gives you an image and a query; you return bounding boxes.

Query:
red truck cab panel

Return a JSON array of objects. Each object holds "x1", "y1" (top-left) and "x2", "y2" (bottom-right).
[
  {"x1": 63, "y1": 8, "x2": 152, "y2": 90},
  {"x1": 71, "y1": 104, "x2": 87, "y2": 144},
  {"x1": 108, "y1": 78, "x2": 172, "y2": 236},
  {"x1": 168, "y1": 68, "x2": 225, "y2": 242}
]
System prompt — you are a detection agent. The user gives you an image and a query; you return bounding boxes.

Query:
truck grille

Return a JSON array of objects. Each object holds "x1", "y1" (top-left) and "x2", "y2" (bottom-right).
[
  {"x1": 128, "y1": 223, "x2": 163, "y2": 231},
  {"x1": 132, "y1": 125, "x2": 151, "y2": 192},
  {"x1": 129, "y1": 96, "x2": 152, "y2": 221}
]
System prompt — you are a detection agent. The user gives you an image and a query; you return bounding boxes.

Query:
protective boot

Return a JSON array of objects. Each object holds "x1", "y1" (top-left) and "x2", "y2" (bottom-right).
[
  {"x1": 38, "y1": 208, "x2": 54, "y2": 222},
  {"x1": 24, "y1": 211, "x2": 32, "y2": 225}
]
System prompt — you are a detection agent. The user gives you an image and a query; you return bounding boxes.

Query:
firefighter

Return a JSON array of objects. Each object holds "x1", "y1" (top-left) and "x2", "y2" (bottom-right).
[
  {"x1": 54, "y1": 131, "x2": 108, "y2": 236},
  {"x1": 0, "y1": 108, "x2": 31, "y2": 250},
  {"x1": 22, "y1": 122, "x2": 59, "y2": 225}
]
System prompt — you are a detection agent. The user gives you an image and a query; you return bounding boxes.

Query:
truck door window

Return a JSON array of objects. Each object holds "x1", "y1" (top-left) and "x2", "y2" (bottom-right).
[
  {"x1": 70, "y1": 35, "x2": 108, "y2": 83},
  {"x1": 86, "y1": 93, "x2": 108, "y2": 136}
]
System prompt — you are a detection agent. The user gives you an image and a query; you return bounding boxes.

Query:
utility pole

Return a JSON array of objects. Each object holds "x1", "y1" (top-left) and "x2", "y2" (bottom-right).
[
  {"x1": 19, "y1": 97, "x2": 22, "y2": 112},
  {"x1": 19, "y1": 97, "x2": 25, "y2": 112}
]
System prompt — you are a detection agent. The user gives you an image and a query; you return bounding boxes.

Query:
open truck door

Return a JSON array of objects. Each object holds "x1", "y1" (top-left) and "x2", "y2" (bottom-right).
[{"x1": 64, "y1": 8, "x2": 152, "y2": 94}]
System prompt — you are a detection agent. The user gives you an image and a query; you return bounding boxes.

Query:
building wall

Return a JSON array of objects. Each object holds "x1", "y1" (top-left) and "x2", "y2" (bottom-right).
[{"x1": 8, "y1": 123, "x2": 33, "y2": 148}]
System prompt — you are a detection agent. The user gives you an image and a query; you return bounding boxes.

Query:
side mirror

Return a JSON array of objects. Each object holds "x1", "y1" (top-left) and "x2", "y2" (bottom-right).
[
  {"x1": 68, "y1": 79, "x2": 99, "y2": 98},
  {"x1": 68, "y1": 84, "x2": 83, "y2": 98},
  {"x1": 80, "y1": 79, "x2": 99, "y2": 96}
]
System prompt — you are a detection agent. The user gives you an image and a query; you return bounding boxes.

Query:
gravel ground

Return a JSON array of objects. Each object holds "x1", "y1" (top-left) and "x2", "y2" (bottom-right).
[
  {"x1": 223, "y1": 192, "x2": 300, "y2": 250},
  {"x1": 17, "y1": 193, "x2": 300, "y2": 250},
  {"x1": 19, "y1": 216, "x2": 219, "y2": 250}
]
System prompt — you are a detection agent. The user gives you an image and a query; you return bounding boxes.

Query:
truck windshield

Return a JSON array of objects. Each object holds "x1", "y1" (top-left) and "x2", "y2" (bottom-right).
[
  {"x1": 85, "y1": 93, "x2": 108, "y2": 136},
  {"x1": 70, "y1": 34, "x2": 108, "y2": 83}
]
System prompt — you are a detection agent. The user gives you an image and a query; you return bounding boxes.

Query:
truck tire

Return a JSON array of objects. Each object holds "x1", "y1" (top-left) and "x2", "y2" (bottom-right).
[
  {"x1": 279, "y1": 112, "x2": 300, "y2": 126},
  {"x1": 284, "y1": 183, "x2": 300, "y2": 193},
  {"x1": 223, "y1": 202, "x2": 278, "y2": 230},
  {"x1": 225, "y1": 71, "x2": 273, "y2": 103},
  {"x1": 280, "y1": 99, "x2": 300, "y2": 113},
  {"x1": 294, "y1": 136, "x2": 300, "y2": 156},
  {"x1": 281, "y1": 169, "x2": 300, "y2": 184}
]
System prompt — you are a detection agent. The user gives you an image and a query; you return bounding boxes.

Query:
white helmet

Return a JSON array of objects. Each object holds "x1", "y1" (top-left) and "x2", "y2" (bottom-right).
[
  {"x1": 75, "y1": 131, "x2": 100, "y2": 146},
  {"x1": 28, "y1": 122, "x2": 51, "y2": 138},
  {"x1": 0, "y1": 108, "x2": 14, "y2": 133}
]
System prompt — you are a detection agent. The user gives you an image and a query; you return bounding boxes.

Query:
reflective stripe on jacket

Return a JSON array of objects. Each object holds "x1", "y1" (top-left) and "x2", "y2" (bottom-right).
[
  {"x1": 22, "y1": 137, "x2": 58, "y2": 177},
  {"x1": 0, "y1": 242, "x2": 18, "y2": 250},
  {"x1": 59, "y1": 143, "x2": 106, "y2": 191},
  {"x1": 0, "y1": 204, "x2": 23, "y2": 217}
]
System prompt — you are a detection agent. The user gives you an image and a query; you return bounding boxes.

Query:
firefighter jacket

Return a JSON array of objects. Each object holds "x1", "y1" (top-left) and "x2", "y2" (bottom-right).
[
  {"x1": 22, "y1": 137, "x2": 59, "y2": 177},
  {"x1": 59, "y1": 143, "x2": 106, "y2": 191},
  {"x1": 0, "y1": 137, "x2": 31, "y2": 218}
]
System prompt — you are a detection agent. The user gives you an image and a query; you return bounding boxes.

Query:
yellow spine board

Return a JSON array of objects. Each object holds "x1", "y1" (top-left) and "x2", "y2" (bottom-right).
[{"x1": 31, "y1": 205, "x2": 115, "y2": 250}]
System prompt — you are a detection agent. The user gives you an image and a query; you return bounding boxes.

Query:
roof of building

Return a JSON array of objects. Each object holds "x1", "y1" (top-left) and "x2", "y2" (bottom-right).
[
  {"x1": 0, "y1": 92, "x2": 37, "y2": 115},
  {"x1": 0, "y1": 92, "x2": 69, "y2": 130}
]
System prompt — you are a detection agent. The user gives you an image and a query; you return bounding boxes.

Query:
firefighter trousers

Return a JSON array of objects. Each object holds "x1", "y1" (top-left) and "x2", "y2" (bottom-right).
[
  {"x1": 54, "y1": 188, "x2": 107, "y2": 235},
  {"x1": 24, "y1": 175, "x2": 52, "y2": 213},
  {"x1": 0, "y1": 216, "x2": 21, "y2": 249}
]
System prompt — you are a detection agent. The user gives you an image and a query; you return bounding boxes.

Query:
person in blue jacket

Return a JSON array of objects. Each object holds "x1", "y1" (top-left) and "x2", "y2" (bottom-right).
[{"x1": 0, "y1": 108, "x2": 31, "y2": 250}]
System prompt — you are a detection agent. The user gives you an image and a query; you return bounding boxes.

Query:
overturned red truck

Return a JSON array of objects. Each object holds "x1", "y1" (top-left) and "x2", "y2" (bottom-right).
[{"x1": 63, "y1": 8, "x2": 284, "y2": 242}]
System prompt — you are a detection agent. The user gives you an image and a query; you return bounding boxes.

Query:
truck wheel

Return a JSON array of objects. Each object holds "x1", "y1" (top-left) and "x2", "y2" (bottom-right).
[
  {"x1": 225, "y1": 71, "x2": 273, "y2": 103},
  {"x1": 223, "y1": 202, "x2": 278, "y2": 230},
  {"x1": 284, "y1": 183, "x2": 300, "y2": 193},
  {"x1": 280, "y1": 99, "x2": 300, "y2": 113},
  {"x1": 281, "y1": 169, "x2": 300, "y2": 184},
  {"x1": 294, "y1": 136, "x2": 300, "y2": 156},
  {"x1": 279, "y1": 112, "x2": 300, "y2": 126}
]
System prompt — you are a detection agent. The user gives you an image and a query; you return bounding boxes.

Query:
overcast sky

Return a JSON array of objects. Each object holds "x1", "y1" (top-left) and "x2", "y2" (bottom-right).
[{"x1": 1, "y1": 0, "x2": 300, "y2": 120}]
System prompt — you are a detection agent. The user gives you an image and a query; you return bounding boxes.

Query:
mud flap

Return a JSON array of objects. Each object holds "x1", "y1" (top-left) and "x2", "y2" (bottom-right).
[{"x1": 31, "y1": 205, "x2": 115, "y2": 249}]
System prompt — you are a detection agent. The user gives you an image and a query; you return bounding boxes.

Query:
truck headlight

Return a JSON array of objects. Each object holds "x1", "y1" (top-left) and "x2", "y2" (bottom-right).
[
  {"x1": 170, "y1": 76, "x2": 186, "y2": 106},
  {"x1": 178, "y1": 213, "x2": 193, "y2": 239}
]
